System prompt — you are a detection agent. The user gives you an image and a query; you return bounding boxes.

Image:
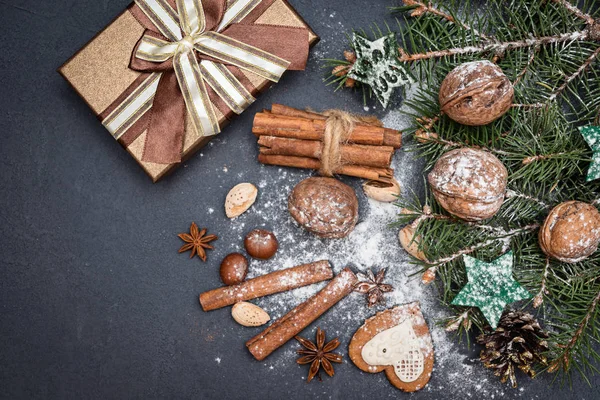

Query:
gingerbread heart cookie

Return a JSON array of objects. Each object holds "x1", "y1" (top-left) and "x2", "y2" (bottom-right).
[{"x1": 348, "y1": 302, "x2": 434, "y2": 392}]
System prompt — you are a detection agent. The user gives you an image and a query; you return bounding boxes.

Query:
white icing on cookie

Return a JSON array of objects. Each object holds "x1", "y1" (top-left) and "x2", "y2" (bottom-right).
[{"x1": 361, "y1": 318, "x2": 425, "y2": 382}]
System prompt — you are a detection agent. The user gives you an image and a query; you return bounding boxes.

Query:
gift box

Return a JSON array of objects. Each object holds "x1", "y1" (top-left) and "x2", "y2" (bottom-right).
[{"x1": 59, "y1": 0, "x2": 318, "y2": 182}]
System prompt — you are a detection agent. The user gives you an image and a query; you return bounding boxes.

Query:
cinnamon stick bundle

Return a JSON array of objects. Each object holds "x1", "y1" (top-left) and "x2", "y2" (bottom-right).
[
  {"x1": 253, "y1": 113, "x2": 401, "y2": 148},
  {"x1": 252, "y1": 105, "x2": 402, "y2": 182},
  {"x1": 246, "y1": 268, "x2": 357, "y2": 361},
  {"x1": 199, "y1": 260, "x2": 333, "y2": 311}
]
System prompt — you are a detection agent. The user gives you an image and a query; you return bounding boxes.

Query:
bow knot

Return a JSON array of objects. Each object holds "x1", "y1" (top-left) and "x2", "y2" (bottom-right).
[{"x1": 179, "y1": 35, "x2": 197, "y2": 52}]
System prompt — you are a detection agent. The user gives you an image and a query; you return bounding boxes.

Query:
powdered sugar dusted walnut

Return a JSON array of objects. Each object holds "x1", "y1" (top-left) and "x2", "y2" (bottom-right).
[
  {"x1": 439, "y1": 60, "x2": 514, "y2": 126},
  {"x1": 428, "y1": 147, "x2": 508, "y2": 221},
  {"x1": 288, "y1": 177, "x2": 358, "y2": 238},
  {"x1": 539, "y1": 201, "x2": 600, "y2": 263}
]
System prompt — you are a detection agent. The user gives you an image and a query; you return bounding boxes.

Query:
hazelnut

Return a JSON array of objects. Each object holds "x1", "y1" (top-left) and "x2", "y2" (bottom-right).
[
  {"x1": 439, "y1": 60, "x2": 514, "y2": 126},
  {"x1": 428, "y1": 148, "x2": 508, "y2": 221},
  {"x1": 244, "y1": 229, "x2": 279, "y2": 259},
  {"x1": 219, "y1": 253, "x2": 248, "y2": 285},
  {"x1": 539, "y1": 201, "x2": 600, "y2": 263},
  {"x1": 288, "y1": 177, "x2": 358, "y2": 238}
]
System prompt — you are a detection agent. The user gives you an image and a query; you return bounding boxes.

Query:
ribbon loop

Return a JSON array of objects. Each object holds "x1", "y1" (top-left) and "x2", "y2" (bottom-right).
[
  {"x1": 176, "y1": 0, "x2": 206, "y2": 35},
  {"x1": 136, "y1": 0, "x2": 182, "y2": 41},
  {"x1": 194, "y1": 31, "x2": 289, "y2": 82},
  {"x1": 136, "y1": 35, "x2": 179, "y2": 62},
  {"x1": 216, "y1": 0, "x2": 261, "y2": 32}
]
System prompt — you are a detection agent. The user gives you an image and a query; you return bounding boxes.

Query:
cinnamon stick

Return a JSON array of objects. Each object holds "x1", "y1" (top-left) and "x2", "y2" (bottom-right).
[
  {"x1": 199, "y1": 260, "x2": 333, "y2": 311},
  {"x1": 271, "y1": 104, "x2": 326, "y2": 120},
  {"x1": 252, "y1": 113, "x2": 401, "y2": 149},
  {"x1": 257, "y1": 154, "x2": 394, "y2": 182},
  {"x1": 258, "y1": 136, "x2": 394, "y2": 168},
  {"x1": 270, "y1": 104, "x2": 402, "y2": 148},
  {"x1": 246, "y1": 268, "x2": 357, "y2": 361}
]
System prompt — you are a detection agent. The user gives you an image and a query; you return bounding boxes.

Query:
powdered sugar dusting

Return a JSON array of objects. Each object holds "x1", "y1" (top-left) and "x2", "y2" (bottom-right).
[{"x1": 211, "y1": 103, "x2": 532, "y2": 397}]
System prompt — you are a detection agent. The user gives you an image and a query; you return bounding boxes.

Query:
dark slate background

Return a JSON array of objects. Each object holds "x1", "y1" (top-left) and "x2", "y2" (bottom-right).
[{"x1": 0, "y1": 0, "x2": 597, "y2": 399}]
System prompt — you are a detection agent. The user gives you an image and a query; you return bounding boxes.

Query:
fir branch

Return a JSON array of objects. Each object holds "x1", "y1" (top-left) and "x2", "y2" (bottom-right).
[
  {"x1": 409, "y1": 205, "x2": 511, "y2": 234},
  {"x1": 445, "y1": 310, "x2": 472, "y2": 332},
  {"x1": 506, "y1": 189, "x2": 550, "y2": 209},
  {"x1": 398, "y1": 0, "x2": 490, "y2": 41},
  {"x1": 513, "y1": 47, "x2": 538, "y2": 86},
  {"x1": 511, "y1": 103, "x2": 547, "y2": 109},
  {"x1": 389, "y1": 0, "x2": 600, "y2": 383},
  {"x1": 428, "y1": 224, "x2": 539, "y2": 266},
  {"x1": 521, "y1": 152, "x2": 568, "y2": 165},
  {"x1": 398, "y1": 30, "x2": 591, "y2": 63},
  {"x1": 548, "y1": 46, "x2": 600, "y2": 102},
  {"x1": 327, "y1": 0, "x2": 600, "y2": 382},
  {"x1": 532, "y1": 257, "x2": 551, "y2": 308},
  {"x1": 415, "y1": 126, "x2": 514, "y2": 157},
  {"x1": 551, "y1": 0, "x2": 595, "y2": 25},
  {"x1": 549, "y1": 288, "x2": 600, "y2": 373}
]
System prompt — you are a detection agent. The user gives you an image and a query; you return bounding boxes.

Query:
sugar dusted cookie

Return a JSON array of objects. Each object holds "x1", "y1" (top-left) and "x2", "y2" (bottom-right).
[{"x1": 348, "y1": 302, "x2": 434, "y2": 392}]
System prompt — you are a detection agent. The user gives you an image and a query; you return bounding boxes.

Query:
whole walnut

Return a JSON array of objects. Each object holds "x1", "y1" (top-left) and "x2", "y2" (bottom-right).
[
  {"x1": 428, "y1": 148, "x2": 508, "y2": 221},
  {"x1": 439, "y1": 60, "x2": 514, "y2": 126},
  {"x1": 539, "y1": 201, "x2": 600, "y2": 263},
  {"x1": 288, "y1": 177, "x2": 358, "y2": 238}
]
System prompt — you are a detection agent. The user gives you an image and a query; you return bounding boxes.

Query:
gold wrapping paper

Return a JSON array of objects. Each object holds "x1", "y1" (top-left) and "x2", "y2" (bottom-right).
[{"x1": 59, "y1": 0, "x2": 318, "y2": 182}]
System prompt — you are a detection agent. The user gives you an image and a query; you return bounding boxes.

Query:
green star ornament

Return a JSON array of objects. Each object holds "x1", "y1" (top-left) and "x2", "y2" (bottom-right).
[
  {"x1": 451, "y1": 251, "x2": 531, "y2": 329},
  {"x1": 579, "y1": 125, "x2": 600, "y2": 182},
  {"x1": 347, "y1": 33, "x2": 413, "y2": 108}
]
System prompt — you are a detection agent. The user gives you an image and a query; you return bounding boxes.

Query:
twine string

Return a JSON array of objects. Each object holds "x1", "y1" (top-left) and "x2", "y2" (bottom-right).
[{"x1": 318, "y1": 109, "x2": 382, "y2": 176}]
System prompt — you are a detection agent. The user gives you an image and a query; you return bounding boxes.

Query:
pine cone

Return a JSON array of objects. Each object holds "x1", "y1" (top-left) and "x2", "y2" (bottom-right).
[
  {"x1": 343, "y1": 50, "x2": 357, "y2": 63},
  {"x1": 332, "y1": 65, "x2": 349, "y2": 77},
  {"x1": 331, "y1": 65, "x2": 356, "y2": 88},
  {"x1": 476, "y1": 310, "x2": 549, "y2": 388}
]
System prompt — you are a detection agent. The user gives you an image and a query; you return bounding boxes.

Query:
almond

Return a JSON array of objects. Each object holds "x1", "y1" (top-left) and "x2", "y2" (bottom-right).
[
  {"x1": 398, "y1": 225, "x2": 428, "y2": 262},
  {"x1": 231, "y1": 302, "x2": 270, "y2": 327},
  {"x1": 362, "y1": 179, "x2": 401, "y2": 203},
  {"x1": 225, "y1": 183, "x2": 258, "y2": 218}
]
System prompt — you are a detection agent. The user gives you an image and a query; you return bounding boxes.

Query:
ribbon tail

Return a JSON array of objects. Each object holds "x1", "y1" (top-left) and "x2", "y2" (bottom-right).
[
  {"x1": 142, "y1": 70, "x2": 186, "y2": 164},
  {"x1": 173, "y1": 50, "x2": 220, "y2": 139},
  {"x1": 221, "y1": 24, "x2": 310, "y2": 70}
]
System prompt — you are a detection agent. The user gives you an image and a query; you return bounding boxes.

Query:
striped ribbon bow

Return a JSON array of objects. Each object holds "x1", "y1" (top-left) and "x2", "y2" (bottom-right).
[{"x1": 104, "y1": 0, "x2": 308, "y2": 164}]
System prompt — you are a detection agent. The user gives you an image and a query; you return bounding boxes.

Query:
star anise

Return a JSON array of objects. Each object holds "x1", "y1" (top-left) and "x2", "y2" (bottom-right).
[
  {"x1": 354, "y1": 268, "x2": 394, "y2": 307},
  {"x1": 295, "y1": 328, "x2": 343, "y2": 383},
  {"x1": 177, "y1": 222, "x2": 217, "y2": 262}
]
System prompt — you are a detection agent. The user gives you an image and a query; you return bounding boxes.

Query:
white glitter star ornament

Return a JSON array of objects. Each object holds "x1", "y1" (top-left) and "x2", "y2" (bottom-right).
[{"x1": 347, "y1": 33, "x2": 413, "y2": 108}]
